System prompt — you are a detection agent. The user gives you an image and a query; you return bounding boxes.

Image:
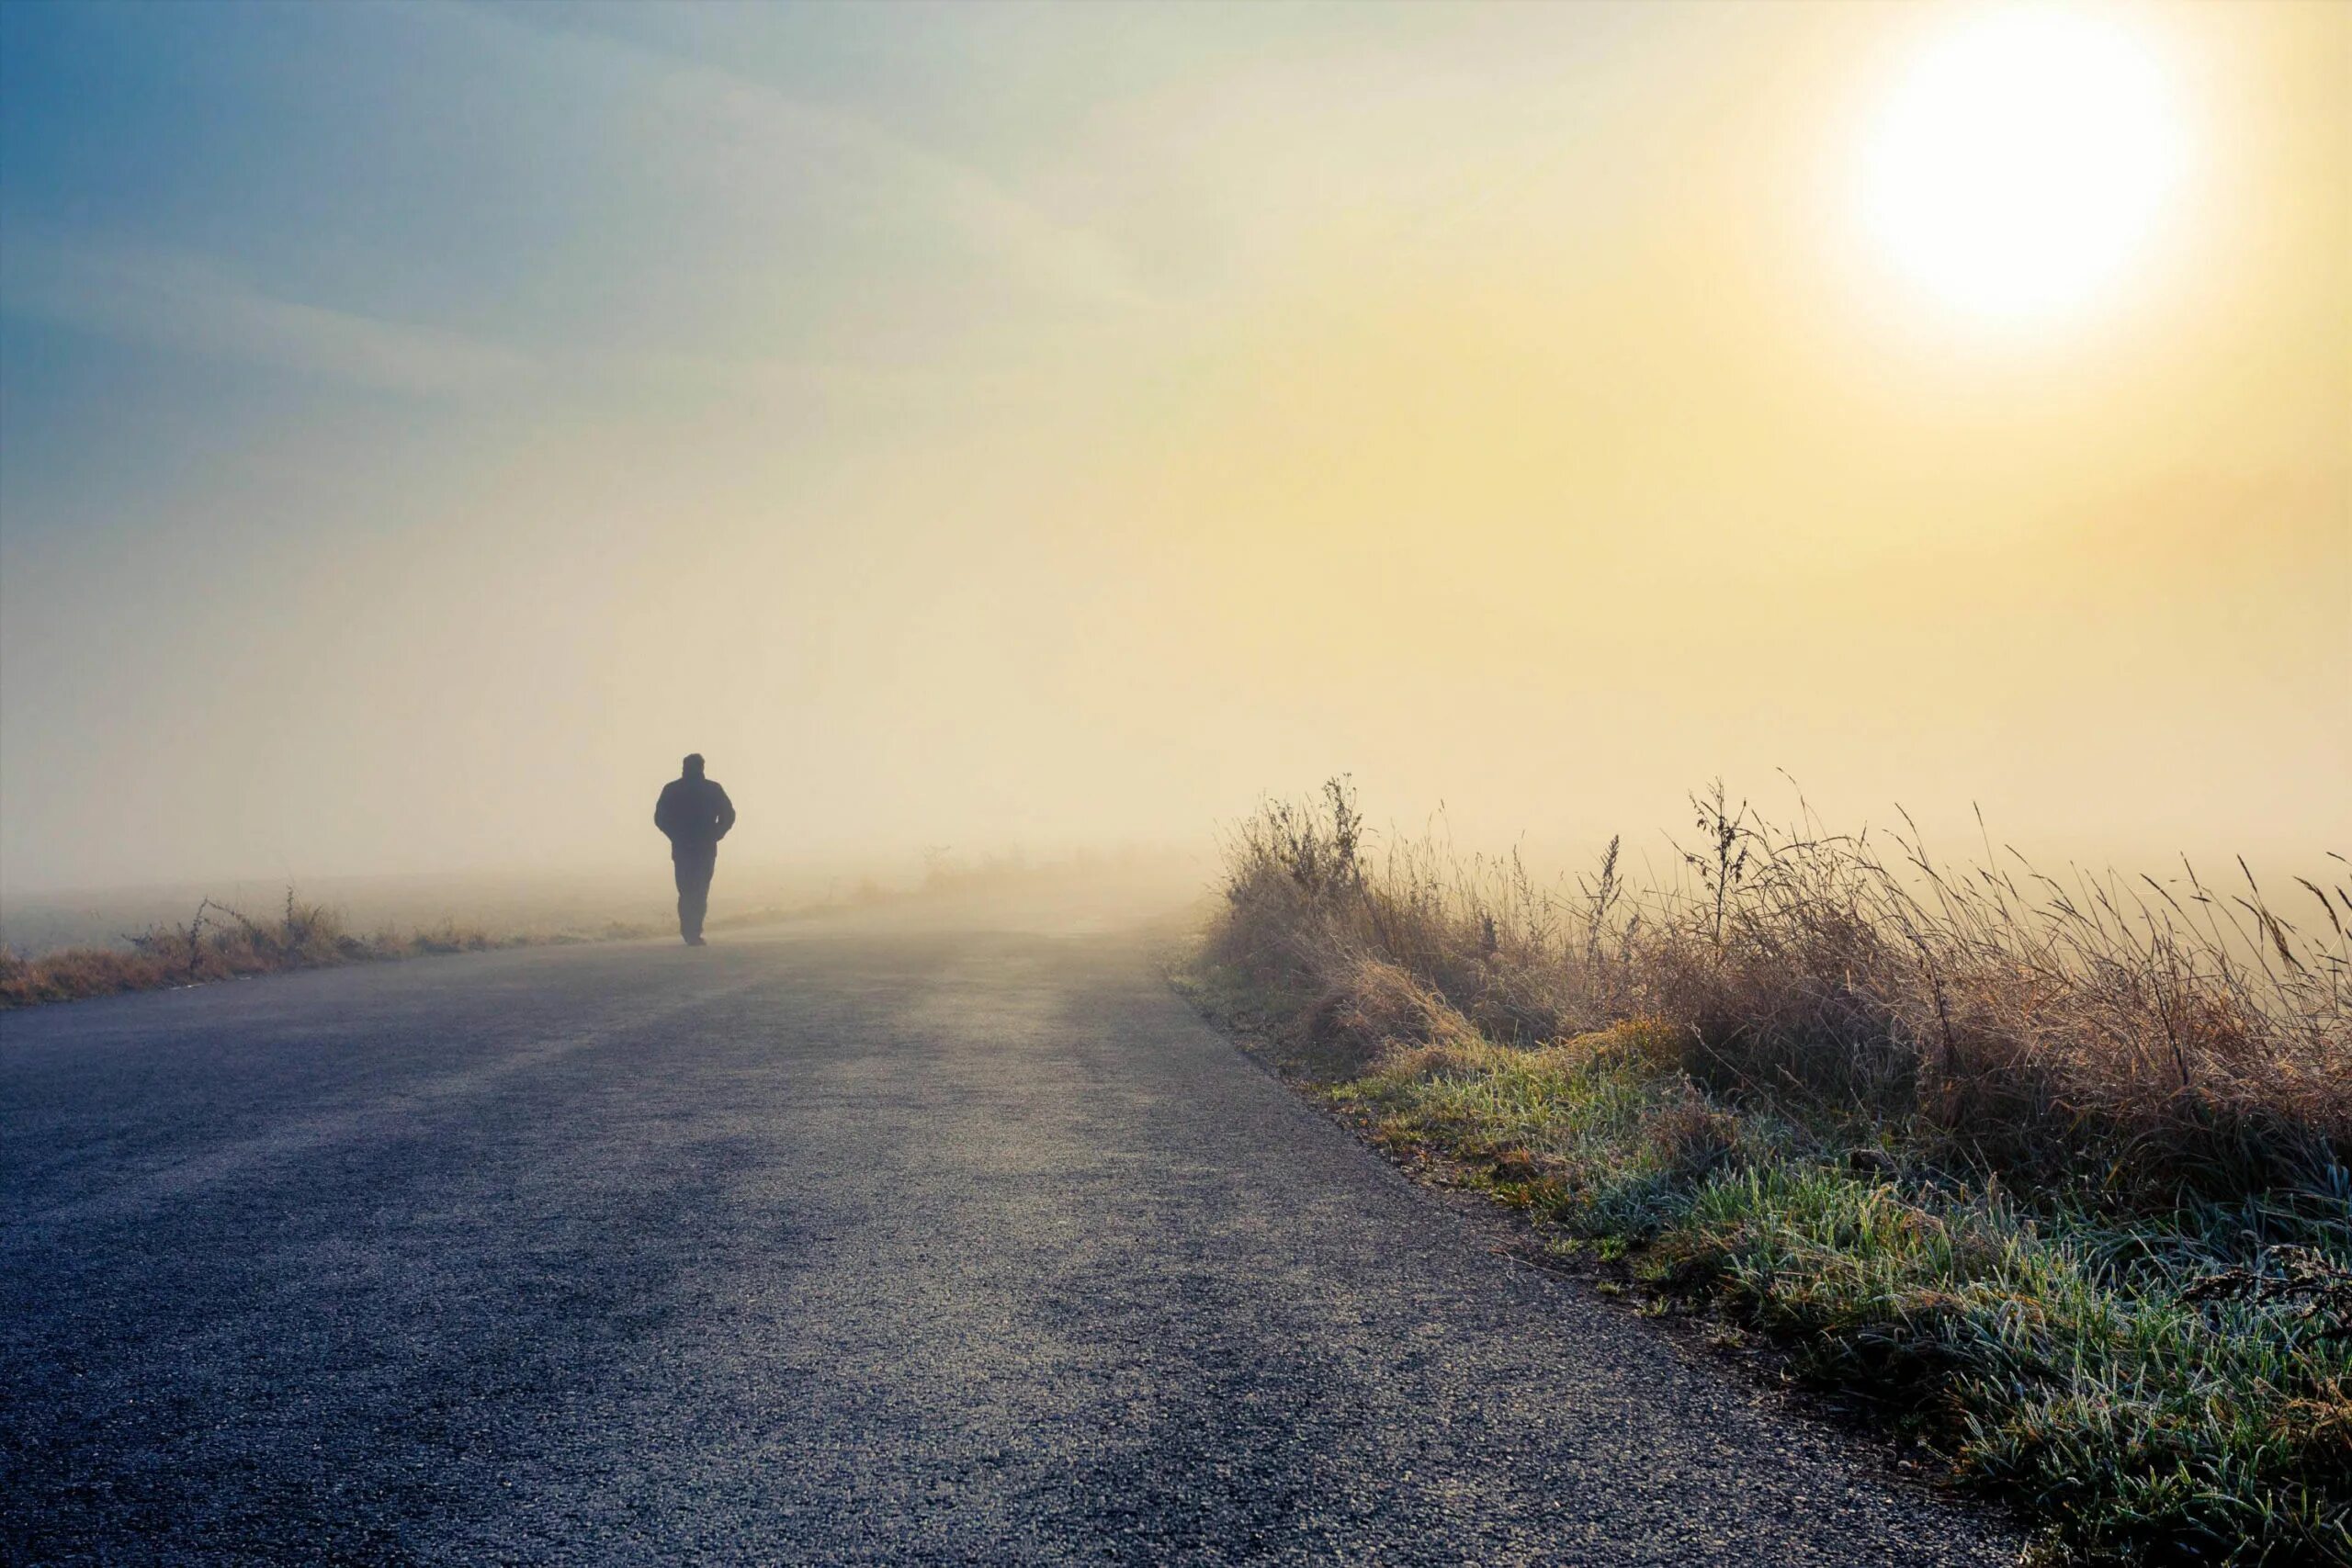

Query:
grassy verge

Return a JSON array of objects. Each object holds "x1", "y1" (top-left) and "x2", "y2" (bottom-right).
[
  {"x1": 0, "y1": 885, "x2": 940, "y2": 1011},
  {"x1": 0, "y1": 892, "x2": 648, "y2": 1010},
  {"x1": 1188, "y1": 781, "x2": 2350, "y2": 1566}
]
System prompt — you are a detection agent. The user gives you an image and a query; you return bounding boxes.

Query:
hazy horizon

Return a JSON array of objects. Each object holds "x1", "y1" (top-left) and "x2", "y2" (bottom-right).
[{"x1": 4, "y1": 1, "x2": 2346, "y2": 898}]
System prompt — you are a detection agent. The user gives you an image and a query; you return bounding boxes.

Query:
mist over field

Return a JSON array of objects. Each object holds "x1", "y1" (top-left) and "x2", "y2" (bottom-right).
[
  {"x1": 3, "y1": 1, "x2": 2345, "y2": 910},
  {"x1": 0, "y1": 848, "x2": 1208, "y2": 958}
]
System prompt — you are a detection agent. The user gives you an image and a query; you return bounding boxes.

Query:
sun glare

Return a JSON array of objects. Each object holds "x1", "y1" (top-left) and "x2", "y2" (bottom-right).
[{"x1": 1861, "y1": 6, "x2": 2187, "y2": 322}]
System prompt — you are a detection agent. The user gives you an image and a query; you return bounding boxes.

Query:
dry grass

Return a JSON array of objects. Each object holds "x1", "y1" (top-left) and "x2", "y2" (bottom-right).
[
  {"x1": 0, "y1": 867, "x2": 1060, "y2": 1011},
  {"x1": 0, "y1": 891, "x2": 548, "y2": 1009},
  {"x1": 1208, "y1": 778, "x2": 2348, "y2": 1203},
  {"x1": 1194, "y1": 779, "x2": 2350, "y2": 1563}
]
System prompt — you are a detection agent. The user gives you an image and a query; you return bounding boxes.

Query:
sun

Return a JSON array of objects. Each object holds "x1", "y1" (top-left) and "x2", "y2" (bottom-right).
[{"x1": 1860, "y1": 6, "x2": 2187, "y2": 322}]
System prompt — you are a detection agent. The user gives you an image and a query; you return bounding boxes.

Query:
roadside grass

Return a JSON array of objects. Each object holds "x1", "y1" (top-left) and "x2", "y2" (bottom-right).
[
  {"x1": 0, "y1": 878, "x2": 998, "y2": 1011},
  {"x1": 1189, "y1": 780, "x2": 2350, "y2": 1566},
  {"x1": 0, "y1": 892, "x2": 656, "y2": 1010}
]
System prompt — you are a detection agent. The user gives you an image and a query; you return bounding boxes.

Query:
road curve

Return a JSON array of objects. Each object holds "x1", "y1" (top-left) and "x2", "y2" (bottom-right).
[{"x1": 2, "y1": 912, "x2": 2015, "y2": 1565}]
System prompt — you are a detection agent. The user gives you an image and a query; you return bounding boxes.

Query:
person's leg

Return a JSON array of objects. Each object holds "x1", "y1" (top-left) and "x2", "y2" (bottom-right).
[
  {"x1": 673, "y1": 852, "x2": 696, "y2": 942},
  {"x1": 682, "y1": 846, "x2": 716, "y2": 943}
]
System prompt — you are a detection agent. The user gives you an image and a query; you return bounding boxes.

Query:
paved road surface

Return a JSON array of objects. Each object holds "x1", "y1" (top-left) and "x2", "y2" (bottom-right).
[{"x1": 2, "y1": 913, "x2": 2015, "y2": 1564}]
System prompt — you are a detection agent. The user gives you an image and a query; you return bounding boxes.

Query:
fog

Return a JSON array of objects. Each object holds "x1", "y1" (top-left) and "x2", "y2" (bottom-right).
[{"x1": 3, "y1": 2, "x2": 2345, "y2": 915}]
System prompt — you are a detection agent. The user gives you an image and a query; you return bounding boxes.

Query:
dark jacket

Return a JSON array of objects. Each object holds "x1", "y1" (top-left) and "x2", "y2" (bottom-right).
[{"x1": 654, "y1": 775, "x2": 736, "y2": 854}]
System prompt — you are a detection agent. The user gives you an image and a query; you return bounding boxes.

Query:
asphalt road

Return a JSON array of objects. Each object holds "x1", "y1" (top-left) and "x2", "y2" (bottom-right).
[{"x1": 2, "y1": 911, "x2": 2016, "y2": 1565}]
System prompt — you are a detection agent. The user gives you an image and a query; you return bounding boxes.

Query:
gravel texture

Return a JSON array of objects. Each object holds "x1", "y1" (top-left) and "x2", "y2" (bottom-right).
[{"x1": 1, "y1": 918, "x2": 2019, "y2": 1564}]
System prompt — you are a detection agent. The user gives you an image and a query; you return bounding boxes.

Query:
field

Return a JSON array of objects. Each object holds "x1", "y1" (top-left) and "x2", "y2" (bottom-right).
[{"x1": 1185, "y1": 780, "x2": 2350, "y2": 1566}]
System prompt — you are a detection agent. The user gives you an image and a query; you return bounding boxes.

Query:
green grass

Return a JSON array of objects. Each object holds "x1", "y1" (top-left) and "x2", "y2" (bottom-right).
[{"x1": 1288, "y1": 1006, "x2": 2351, "y2": 1565}]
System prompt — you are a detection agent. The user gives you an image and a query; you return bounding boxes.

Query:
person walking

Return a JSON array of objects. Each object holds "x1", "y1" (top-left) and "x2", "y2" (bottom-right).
[{"x1": 653, "y1": 753, "x2": 736, "y2": 945}]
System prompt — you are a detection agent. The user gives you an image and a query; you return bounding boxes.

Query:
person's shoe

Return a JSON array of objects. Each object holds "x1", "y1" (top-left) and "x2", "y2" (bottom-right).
[{"x1": 685, "y1": 935, "x2": 707, "y2": 947}]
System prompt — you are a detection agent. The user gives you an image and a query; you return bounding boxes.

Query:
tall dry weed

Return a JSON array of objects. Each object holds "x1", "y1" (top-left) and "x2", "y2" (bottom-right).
[{"x1": 1212, "y1": 779, "x2": 2349, "y2": 1204}]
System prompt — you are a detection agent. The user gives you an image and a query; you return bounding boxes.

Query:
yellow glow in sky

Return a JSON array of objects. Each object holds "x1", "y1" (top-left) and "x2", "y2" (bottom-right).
[
  {"x1": 1860, "y1": 6, "x2": 2188, "y2": 321},
  {"x1": 0, "y1": 1, "x2": 2344, "y2": 893}
]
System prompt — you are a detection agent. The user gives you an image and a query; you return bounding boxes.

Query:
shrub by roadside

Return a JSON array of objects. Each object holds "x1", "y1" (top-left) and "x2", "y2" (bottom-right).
[{"x1": 1187, "y1": 780, "x2": 2350, "y2": 1566}]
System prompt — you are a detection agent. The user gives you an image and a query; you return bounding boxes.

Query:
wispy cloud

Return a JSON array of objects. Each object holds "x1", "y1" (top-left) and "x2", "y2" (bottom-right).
[
  {"x1": 456, "y1": 2, "x2": 1150, "y2": 312},
  {"x1": 0, "y1": 231, "x2": 535, "y2": 395}
]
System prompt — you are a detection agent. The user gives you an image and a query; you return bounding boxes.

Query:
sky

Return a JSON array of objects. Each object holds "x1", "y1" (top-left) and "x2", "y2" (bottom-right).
[{"x1": 2, "y1": 0, "x2": 2346, "y2": 895}]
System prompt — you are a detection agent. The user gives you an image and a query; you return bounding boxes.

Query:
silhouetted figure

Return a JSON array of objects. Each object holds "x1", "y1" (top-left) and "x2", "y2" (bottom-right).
[{"x1": 653, "y1": 753, "x2": 736, "y2": 945}]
